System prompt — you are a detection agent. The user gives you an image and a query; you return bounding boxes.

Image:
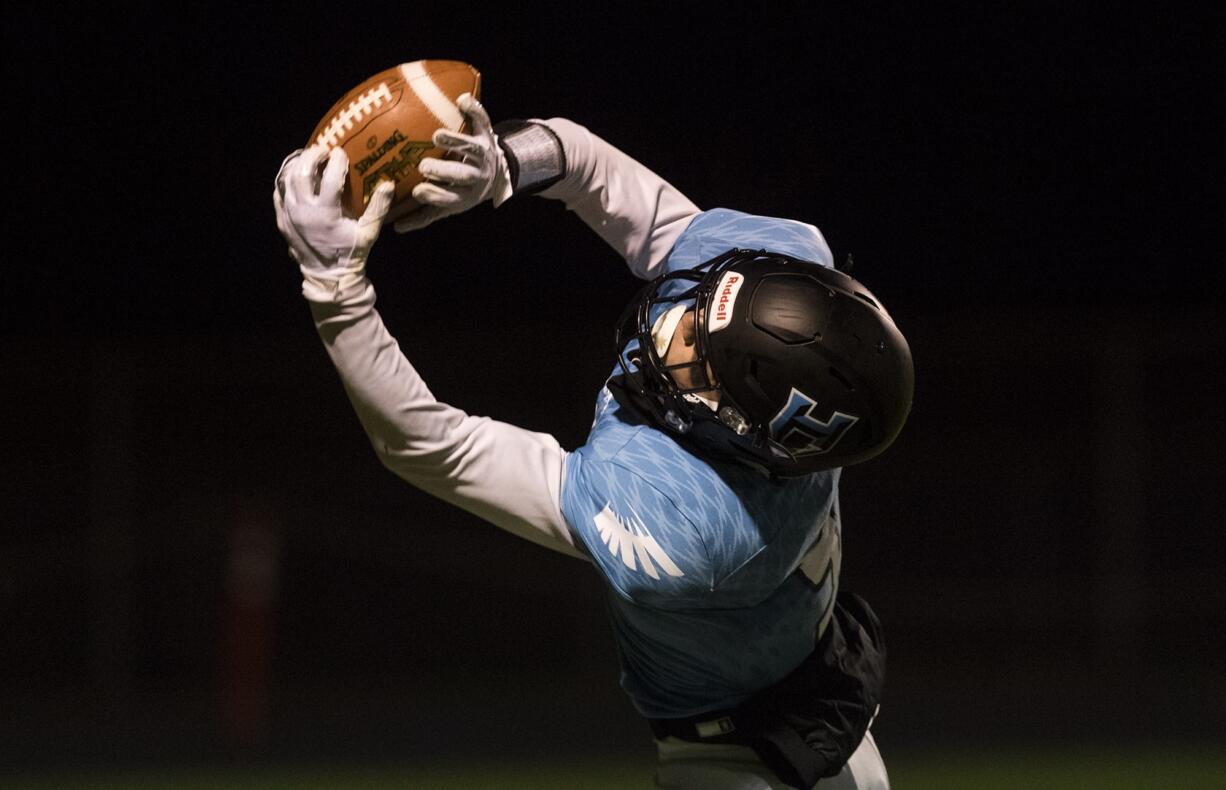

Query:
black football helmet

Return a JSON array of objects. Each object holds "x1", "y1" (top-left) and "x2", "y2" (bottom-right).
[{"x1": 614, "y1": 248, "x2": 914, "y2": 476}]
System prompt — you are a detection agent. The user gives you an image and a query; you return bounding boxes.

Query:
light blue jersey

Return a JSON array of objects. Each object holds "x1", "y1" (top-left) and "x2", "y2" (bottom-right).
[{"x1": 561, "y1": 209, "x2": 843, "y2": 718}]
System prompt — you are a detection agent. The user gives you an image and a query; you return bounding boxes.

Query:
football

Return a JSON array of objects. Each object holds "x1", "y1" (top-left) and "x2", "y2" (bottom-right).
[{"x1": 307, "y1": 60, "x2": 481, "y2": 222}]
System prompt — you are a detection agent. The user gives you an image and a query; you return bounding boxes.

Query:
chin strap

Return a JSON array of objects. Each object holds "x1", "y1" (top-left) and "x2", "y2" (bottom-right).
[
  {"x1": 493, "y1": 120, "x2": 567, "y2": 196},
  {"x1": 607, "y1": 373, "x2": 777, "y2": 479}
]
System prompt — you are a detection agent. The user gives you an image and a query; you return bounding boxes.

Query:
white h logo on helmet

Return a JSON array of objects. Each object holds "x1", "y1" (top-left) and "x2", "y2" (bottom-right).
[{"x1": 769, "y1": 388, "x2": 859, "y2": 456}]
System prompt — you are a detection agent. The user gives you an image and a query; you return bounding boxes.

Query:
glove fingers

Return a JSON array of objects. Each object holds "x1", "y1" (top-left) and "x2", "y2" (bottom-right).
[
  {"x1": 273, "y1": 187, "x2": 289, "y2": 234},
  {"x1": 418, "y1": 157, "x2": 484, "y2": 186},
  {"x1": 273, "y1": 187, "x2": 308, "y2": 242},
  {"x1": 412, "y1": 181, "x2": 469, "y2": 207},
  {"x1": 358, "y1": 180, "x2": 395, "y2": 229},
  {"x1": 275, "y1": 148, "x2": 305, "y2": 197},
  {"x1": 457, "y1": 93, "x2": 493, "y2": 138},
  {"x1": 320, "y1": 147, "x2": 350, "y2": 201},
  {"x1": 393, "y1": 204, "x2": 449, "y2": 233},
  {"x1": 432, "y1": 128, "x2": 483, "y2": 156},
  {"x1": 294, "y1": 145, "x2": 329, "y2": 199},
  {"x1": 273, "y1": 187, "x2": 309, "y2": 264}
]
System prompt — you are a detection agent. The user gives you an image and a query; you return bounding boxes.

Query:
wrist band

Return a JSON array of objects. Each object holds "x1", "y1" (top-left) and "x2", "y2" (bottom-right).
[{"x1": 494, "y1": 120, "x2": 567, "y2": 196}]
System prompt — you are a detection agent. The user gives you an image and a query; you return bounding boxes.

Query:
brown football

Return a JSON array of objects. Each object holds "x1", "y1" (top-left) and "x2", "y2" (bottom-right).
[{"x1": 307, "y1": 60, "x2": 481, "y2": 222}]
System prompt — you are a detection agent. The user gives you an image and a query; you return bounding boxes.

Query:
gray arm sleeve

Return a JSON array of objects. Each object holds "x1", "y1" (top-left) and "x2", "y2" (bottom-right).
[
  {"x1": 307, "y1": 276, "x2": 585, "y2": 560},
  {"x1": 533, "y1": 118, "x2": 701, "y2": 280}
]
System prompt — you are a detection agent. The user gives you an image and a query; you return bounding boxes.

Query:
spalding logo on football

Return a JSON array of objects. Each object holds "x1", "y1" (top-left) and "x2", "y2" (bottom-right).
[{"x1": 308, "y1": 60, "x2": 481, "y2": 222}]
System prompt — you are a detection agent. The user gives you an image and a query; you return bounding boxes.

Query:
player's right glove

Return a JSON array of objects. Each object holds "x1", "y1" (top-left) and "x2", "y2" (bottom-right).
[
  {"x1": 274, "y1": 145, "x2": 394, "y2": 299},
  {"x1": 395, "y1": 93, "x2": 512, "y2": 233}
]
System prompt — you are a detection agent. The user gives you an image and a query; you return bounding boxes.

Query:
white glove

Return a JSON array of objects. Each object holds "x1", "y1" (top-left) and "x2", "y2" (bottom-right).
[
  {"x1": 394, "y1": 93, "x2": 511, "y2": 233},
  {"x1": 273, "y1": 145, "x2": 395, "y2": 294}
]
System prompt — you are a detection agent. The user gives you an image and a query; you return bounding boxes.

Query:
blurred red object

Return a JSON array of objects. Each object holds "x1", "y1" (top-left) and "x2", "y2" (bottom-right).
[{"x1": 220, "y1": 502, "x2": 282, "y2": 749}]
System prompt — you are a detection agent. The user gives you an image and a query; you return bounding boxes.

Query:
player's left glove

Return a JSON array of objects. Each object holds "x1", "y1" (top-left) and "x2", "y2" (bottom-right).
[
  {"x1": 394, "y1": 93, "x2": 512, "y2": 233},
  {"x1": 273, "y1": 145, "x2": 395, "y2": 297}
]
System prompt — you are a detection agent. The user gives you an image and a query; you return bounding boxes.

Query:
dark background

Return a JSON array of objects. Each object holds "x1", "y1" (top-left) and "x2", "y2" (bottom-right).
[{"x1": 4, "y1": 2, "x2": 1222, "y2": 777}]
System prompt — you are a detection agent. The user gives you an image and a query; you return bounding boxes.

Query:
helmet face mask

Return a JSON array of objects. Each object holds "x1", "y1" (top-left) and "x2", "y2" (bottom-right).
[
  {"x1": 614, "y1": 249, "x2": 914, "y2": 476},
  {"x1": 615, "y1": 251, "x2": 736, "y2": 429}
]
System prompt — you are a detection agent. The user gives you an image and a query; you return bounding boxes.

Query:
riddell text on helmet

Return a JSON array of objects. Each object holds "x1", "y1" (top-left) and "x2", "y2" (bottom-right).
[{"x1": 711, "y1": 273, "x2": 744, "y2": 333}]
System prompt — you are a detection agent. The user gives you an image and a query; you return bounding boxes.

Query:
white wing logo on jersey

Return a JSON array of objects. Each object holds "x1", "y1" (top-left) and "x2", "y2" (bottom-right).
[{"x1": 593, "y1": 505, "x2": 685, "y2": 580}]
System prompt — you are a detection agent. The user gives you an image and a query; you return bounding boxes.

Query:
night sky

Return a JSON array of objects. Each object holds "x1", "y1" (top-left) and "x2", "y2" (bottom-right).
[{"x1": 10, "y1": 5, "x2": 1215, "y2": 337}]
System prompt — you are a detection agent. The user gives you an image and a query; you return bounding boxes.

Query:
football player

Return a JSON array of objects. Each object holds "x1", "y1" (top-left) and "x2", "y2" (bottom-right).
[{"x1": 273, "y1": 93, "x2": 912, "y2": 789}]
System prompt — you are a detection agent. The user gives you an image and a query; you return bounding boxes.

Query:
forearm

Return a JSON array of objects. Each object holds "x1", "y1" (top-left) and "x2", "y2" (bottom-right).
[
  {"x1": 514, "y1": 118, "x2": 700, "y2": 279},
  {"x1": 307, "y1": 276, "x2": 584, "y2": 559}
]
